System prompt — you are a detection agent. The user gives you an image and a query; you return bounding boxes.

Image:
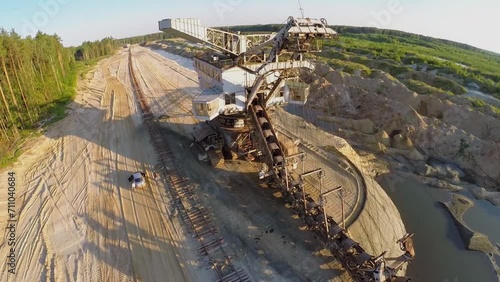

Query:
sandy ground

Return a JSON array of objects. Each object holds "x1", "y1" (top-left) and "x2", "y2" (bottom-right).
[{"x1": 0, "y1": 50, "x2": 205, "y2": 282}]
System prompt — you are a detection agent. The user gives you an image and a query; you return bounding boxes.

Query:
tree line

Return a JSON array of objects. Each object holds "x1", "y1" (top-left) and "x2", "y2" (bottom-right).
[
  {"x1": 0, "y1": 29, "x2": 75, "y2": 142},
  {"x1": 1, "y1": 30, "x2": 163, "y2": 155},
  {"x1": 115, "y1": 32, "x2": 173, "y2": 46},
  {"x1": 73, "y1": 37, "x2": 116, "y2": 61},
  {"x1": 0, "y1": 30, "x2": 122, "y2": 163},
  {"x1": 0, "y1": 27, "x2": 176, "y2": 163},
  {"x1": 70, "y1": 33, "x2": 172, "y2": 62}
]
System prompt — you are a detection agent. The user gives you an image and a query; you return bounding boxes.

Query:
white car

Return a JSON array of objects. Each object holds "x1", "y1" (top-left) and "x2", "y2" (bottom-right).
[{"x1": 129, "y1": 172, "x2": 146, "y2": 188}]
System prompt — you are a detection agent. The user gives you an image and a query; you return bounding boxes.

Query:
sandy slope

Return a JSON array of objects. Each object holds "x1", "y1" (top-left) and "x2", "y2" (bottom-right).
[{"x1": 0, "y1": 50, "x2": 201, "y2": 282}]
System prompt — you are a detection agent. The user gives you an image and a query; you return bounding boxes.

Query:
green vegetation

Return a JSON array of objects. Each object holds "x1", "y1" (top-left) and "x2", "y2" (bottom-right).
[
  {"x1": 0, "y1": 30, "x2": 74, "y2": 166},
  {"x1": 117, "y1": 32, "x2": 173, "y2": 45},
  {"x1": 74, "y1": 55, "x2": 110, "y2": 79},
  {"x1": 315, "y1": 52, "x2": 371, "y2": 76},
  {"x1": 459, "y1": 139, "x2": 470, "y2": 155},
  {"x1": 0, "y1": 29, "x2": 119, "y2": 167},
  {"x1": 324, "y1": 29, "x2": 500, "y2": 98},
  {"x1": 397, "y1": 72, "x2": 467, "y2": 94},
  {"x1": 73, "y1": 37, "x2": 116, "y2": 61},
  {"x1": 468, "y1": 98, "x2": 486, "y2": 108},
  {"x1": 403, "y1": 79, "x2": 453, "y2": 96},
  {"x1": 0, "y1": 28, "x2": 171, "y2": 166},
  {"x1": 465, "y1": 97, "x2": 500, "y2": 114},
  {"x1": 431, "y1": 76, "x2": 467, "y2": 94},
  {"x1": 226, "y1": 24, "x2": 500, "y2": 100},
  {"x1": 0, "y1": 31, "x2": 74, "y2": 133}
]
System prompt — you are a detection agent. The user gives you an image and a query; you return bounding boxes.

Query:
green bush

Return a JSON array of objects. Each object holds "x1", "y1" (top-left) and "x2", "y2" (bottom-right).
[
  {"x1": 468, "y1": 98, "x2": 485, "y2": 108},
  {"x1": 327, "y1": 59, "x2": 372, "y2": 76},
  {"x1": 403, "y1": 79, "x2": 453, "y2": 95},
  {"x1": 432, "y1": 76, "x2": 467, "y2": 95},
  {"x1": 321, "y1": 31, "x2": 500, "y2": 97}
]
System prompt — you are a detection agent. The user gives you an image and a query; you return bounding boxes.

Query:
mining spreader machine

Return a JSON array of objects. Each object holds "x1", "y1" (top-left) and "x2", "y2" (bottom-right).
[{"x1": 159, "y1": 16, "x2": 415, "y2": 282}]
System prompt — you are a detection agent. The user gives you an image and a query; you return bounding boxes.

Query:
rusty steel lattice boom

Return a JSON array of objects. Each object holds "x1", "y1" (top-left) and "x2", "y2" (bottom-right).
[{"x1": 159, "y1": 18, "x2": 275, "y2": 57}]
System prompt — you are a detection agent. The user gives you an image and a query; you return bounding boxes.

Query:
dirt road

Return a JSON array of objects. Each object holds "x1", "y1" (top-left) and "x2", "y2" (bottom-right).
[{"x1": 0, "y1": 50, "x2": 204, "y2": 281}]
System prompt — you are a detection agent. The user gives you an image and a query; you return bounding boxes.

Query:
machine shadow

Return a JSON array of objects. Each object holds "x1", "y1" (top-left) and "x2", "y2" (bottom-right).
[
  {"x1": 43, "y1": 99, "x2": 148, "y2": 167},
  {"x1": 155, "y1": 123, "x2": 347, "y2": 279},
  {"x1": 38, "y1": 94, "x2": 205, "y2": 278},
  {"x1": 82, "y1": 207, "x2": 200, "y2": 279}
]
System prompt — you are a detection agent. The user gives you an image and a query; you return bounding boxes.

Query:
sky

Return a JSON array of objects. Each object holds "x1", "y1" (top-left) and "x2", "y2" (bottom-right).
[{"x1": 0, "y1": 0, "x2": 499, "y2": 53}]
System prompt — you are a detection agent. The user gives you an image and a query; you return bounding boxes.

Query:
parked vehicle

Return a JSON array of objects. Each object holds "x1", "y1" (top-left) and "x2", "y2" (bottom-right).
[{"x1": 128, "y1": 172, "x2": 146, "y2": 188}]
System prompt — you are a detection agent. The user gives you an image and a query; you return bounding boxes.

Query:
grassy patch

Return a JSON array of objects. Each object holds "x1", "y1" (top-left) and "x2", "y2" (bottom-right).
[
  {"x1": 75, "y1": 55, "x2": 107, "y2": 79},
  {"x1": 322, "y1": 31, "x2": 500, "y2": 96},
  {"x1": 314, "y1": 53, "x2": 372, "y2": 76},
  {"x1": 0, "y1": 146, "x2": 24, "y2": 169},
  {"x1": 468, "y1": 98, "x2": 486, "y2": 108},
  {"x1": 403, "y1": 79, "x2": 454, "y2": 95},
  {"x1": 329, "y1": 59, "x2": 371, "y2": 76},
  {"x1": 432, "y1": 76, "x2": 467, "y2": 95},
  {"x1": 491, "y1": 105, "x2": 500, "y2": 115},
  {"x1": 0, "y1": 129, "x2": 41, "y2": 169}
]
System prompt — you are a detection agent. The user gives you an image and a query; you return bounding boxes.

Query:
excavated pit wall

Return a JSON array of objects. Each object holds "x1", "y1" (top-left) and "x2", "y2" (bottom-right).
[
  {"x1": 307, "y1": 64, "x2": 500, "y2": 190},
  {"x1": 272, "y1": 108, "x2": 408, "y2": 269}
]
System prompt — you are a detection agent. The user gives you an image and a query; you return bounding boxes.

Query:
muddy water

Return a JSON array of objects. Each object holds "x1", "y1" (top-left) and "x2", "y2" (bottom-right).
[
  {"x1": 284, "y1": 104, "x2": 499, "y2": 281},
  {"x1": 380, "y1": 176, "x2": 498, "y2": 282},
  {"x1": 463, "y1": 196, "x2": 500, "y2": 247}
]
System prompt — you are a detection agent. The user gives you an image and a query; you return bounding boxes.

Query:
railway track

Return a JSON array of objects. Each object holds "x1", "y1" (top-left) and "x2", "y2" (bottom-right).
[
  {"x1": 128, "y1": 48, "x2": 250, "y2": 282},
  {"x1": 145, "y1": 48, "x2": 200, "y2": 84}
]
